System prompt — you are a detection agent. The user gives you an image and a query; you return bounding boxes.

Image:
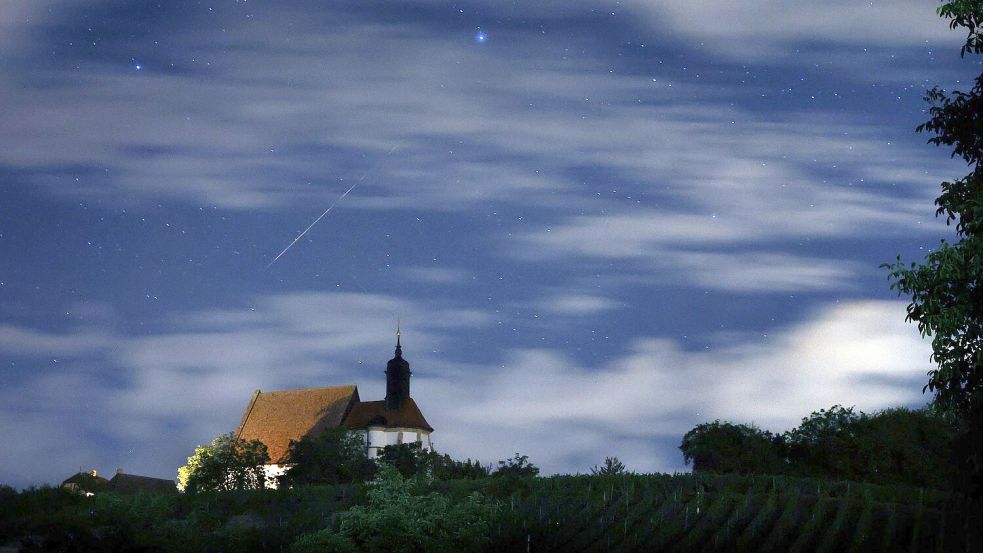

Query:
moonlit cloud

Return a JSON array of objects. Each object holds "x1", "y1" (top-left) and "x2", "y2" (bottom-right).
[
  {"x1": 421, "y1": 300, "x2": 933, "y2": 473},
  {"x1": 0, "y1": 294, "x2": 933, "y2": 483}
]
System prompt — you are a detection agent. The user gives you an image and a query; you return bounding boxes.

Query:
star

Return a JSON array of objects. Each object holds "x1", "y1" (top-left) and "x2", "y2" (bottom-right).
[
  {"x1": 134, "y1": 63, "x2": 143, "y2": 71},
  {"x1": 475, "y1": 29, "x2": 487, "y2": 43}
]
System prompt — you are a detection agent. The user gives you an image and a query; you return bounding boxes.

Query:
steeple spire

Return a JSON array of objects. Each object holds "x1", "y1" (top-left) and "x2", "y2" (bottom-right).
[
  {"x1": 386, "y1": 324, "x2": 411, "y2": 410},
  {"x1": 395, "y1": 320, "x2": 401, "y2": 356}
]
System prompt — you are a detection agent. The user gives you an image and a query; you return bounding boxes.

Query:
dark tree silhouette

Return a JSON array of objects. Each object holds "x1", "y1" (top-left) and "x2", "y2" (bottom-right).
[
  {"x1": 883, "y1": 0, "x2": 983, "y2": 503},
  {"x1": 680, "y1": 421, "x2": 785, "y2": 475},
  {"x1": 278, "y1": 428, "x2": 376, "y2": 487}
]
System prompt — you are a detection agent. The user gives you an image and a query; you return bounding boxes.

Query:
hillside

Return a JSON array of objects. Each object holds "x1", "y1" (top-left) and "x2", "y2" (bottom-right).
[{"x1": 1, "y1": 472, "x2": 967, "y2": 551}]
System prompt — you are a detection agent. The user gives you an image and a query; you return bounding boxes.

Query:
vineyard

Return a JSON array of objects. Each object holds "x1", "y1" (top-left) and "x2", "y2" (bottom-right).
[
  {"x1": 479, "y1": 473, "x2": 966, "y2": 552},
  {"x1": 1, "y1": 472, "x2": 968, "y2": 551}
]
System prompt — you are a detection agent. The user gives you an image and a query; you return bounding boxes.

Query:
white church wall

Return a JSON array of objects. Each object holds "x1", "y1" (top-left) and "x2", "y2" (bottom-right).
[
  {"x1": 262, "y1": 464, "x2": 288, "y2": 489},
  {"x1": 365, "y1": 427, "x2": 431, "y2": 459}
]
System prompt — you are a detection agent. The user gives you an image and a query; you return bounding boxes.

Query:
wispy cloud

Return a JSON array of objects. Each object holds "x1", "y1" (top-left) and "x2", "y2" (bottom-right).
[
  {"x1": 421, "y1": 300, "x2": 932, "y2": 473},
  {"x1": 534, "y1": 293, "x2": 621, "y2": 315},
  {"x1": 629, "y1": 0, "x2": 961, "y2": 60},
  {"x1": 401, "y1": 266, "x2": 471, "y2": 285},
  {"x1": 0, "y1": 295, "x2": 931, "y2": 485},
  {"x1": 0, "y1": 0, "x2": 959, "y2": 223}
]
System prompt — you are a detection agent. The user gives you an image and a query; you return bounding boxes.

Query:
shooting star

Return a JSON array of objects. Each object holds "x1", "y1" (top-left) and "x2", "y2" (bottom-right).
[{"x1": 266, "y1": 177, "x2": 363, "y2": 269}]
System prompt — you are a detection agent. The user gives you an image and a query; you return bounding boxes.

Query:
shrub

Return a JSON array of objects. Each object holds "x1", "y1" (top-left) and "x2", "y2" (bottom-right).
[{"x1": 292, "y1": 464, "x2": 500, "y2": 552}]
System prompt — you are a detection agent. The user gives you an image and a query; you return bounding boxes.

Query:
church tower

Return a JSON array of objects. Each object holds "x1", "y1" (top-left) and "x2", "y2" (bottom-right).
[{"x1": 385, "y1": 329, "x2": 411, "y2": 410}]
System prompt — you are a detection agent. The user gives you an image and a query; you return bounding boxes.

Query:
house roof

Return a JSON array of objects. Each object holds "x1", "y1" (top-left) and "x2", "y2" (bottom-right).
[
  {"x1": 235, "y1": 385, "x2": 360, "y2": 463},
  {"x1": 106, "y1": 473, "x2": 177, "y2": 494},
  {"x1": 61, "y1": 472, "x2": 109, "y2": 489},
  {"x1": 343, "y1": 398, "x2": 433, "y2": 432}
]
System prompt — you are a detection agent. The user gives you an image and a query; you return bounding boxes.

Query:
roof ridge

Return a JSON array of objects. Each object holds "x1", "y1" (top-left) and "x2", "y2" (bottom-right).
[{"x1": 261, "y1": 384, "x2": 357, "y2": 394}]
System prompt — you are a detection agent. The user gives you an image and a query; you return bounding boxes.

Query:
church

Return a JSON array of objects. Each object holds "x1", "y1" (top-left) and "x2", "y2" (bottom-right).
[{"x1": 234, "y1": 333, "x2": 433, "y2": 485}]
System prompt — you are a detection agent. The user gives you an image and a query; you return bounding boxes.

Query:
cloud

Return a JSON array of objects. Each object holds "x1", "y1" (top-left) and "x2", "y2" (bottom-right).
[
  {"x1": 0, "y1": 0, "x2": 959, "y2": 226},
  {"x1": 0, "y1": 325, "x2": 114, "y2": 357},
  {"x1": 0, "y1": 294, "x2": 933, "y2": 486},
  {"x1": 535, "y1": 293, "x2": 621, "y2": 315},
  {"x1": 629, "y1": 0, "x2": 961, "y2": 59},
  {"x1": 418, "y1": 300, "x2": 933, "y2": 474},
  {"x1": 669, "y1": 252, "x2": 863, "y2": 293},
  {"x1": 401, "y1": 266, "x2": 470, "y2": 285},
  {"x1": 0, "y1": 292, "x2": 491, "y2": 487}
]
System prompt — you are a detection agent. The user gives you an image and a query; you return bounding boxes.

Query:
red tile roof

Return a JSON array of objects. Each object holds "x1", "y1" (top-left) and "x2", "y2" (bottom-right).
[
  {"x1": 343, "y1": 398, "x2": 433, "y2": 432},
  {"x1": 235, "y1": 385, "x2": 359, "y2": 463}
]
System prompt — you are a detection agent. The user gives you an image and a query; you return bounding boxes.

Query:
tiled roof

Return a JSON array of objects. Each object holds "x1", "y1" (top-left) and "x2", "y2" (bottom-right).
[
  {"x1": 62, "y1": 472, "x2": 109, "y2": 486},
  {"x1": 106, "y1": 473, "x2": 177, "y2": 494},
  {"x1": 342, "y1": 398, "x2": 433, "y2": 432},
  {"x1": 235, "y1": 385, "x2": 360, "y2": 463}
]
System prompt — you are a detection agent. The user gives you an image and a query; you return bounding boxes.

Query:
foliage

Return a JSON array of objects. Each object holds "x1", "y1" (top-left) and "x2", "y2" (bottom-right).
[
  {"x1": 680, "y1": 406, "x2": 958, "y2": 488},
  {"x1": 292, "y1": 529, "x2": 358, "y2": 553},
  {"x1": 281, "y1": 432, "x2": 489, "y2": 486},
  {"x1": 849, "y1": 407, "x2": 954, "y2": 488},
  {"x1": 293, "y1": 463, "x2": 501, "y2": 552},
  {"x1": 784, "y1": 405, "x2": 863, "y2": 479},
  {"x1": 590, "y1": 456, "x2": 627, "y2": 476},
  {"x1": 680, "y1": 420, "x2": 786, "y2": 475},
  {"x1": 938, "y1": 0, "x2": 983, "y2": 57},
  {"x1": 0, "y1": 484, "x2": 17, "y2": 502},
  {"x1": 279, "y1": 428, "x2": 377, "y2": 487},
  {"x1": 883, "y1": 0, "x2": 983, "y2": 496},
  {"x1": 492, "y1": 453, "x2": 539, "y2": 478},
  {"x1": 482, "y1": 472, "x2": 967, "y2": 551},
  {"x1": 177, "y1": 433, "x2": 270, "y2": 493},
  {"x1": 380, "y1": 444, "x2": 489, "y2": 480},
  {"x1": 376, "y1": 442, "x2": 426, "y2": 479},
  {"x1": 426, "y1": 452, "x2": 489, "y2": 480},
  {"x1": 1, "y1": 471, "x2": 972, "y2": 551}
]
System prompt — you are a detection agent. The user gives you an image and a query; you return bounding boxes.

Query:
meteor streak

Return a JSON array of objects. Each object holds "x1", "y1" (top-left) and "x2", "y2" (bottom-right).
[{"x1": 266, "y1": 177, "x2": 363, "y2": 269}]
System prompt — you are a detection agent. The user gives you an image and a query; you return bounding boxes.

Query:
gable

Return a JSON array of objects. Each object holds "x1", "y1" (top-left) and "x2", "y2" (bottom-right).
[{"x1": 235, "y1": 385, "x2": 359, "y2": 463}]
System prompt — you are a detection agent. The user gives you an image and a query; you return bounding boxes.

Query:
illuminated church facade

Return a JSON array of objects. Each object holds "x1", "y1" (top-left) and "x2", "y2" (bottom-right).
[{"x1": 234, "y1": 333, "x2": 433, "y2": 485}]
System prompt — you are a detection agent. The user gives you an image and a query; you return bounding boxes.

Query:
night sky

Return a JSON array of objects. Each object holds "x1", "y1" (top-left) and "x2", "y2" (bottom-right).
[{"x1": 1, "y1": 1, "x2": 978, "y2": 488}]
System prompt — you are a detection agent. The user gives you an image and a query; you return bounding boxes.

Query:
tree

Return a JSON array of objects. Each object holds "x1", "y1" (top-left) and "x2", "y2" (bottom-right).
[
  {"x1": 377, "y1": 442, "x2": 427, "y2": 479},
  {"x1": 852, "y1": 407, "x2": 957, "y2": 488},
  {"x1": 426, "y1": 452, "x2": 490, "y2": 481},
  {"x1": 680, "y1": 421, "x2": 786, "y2": 475},
  {"x1": 177, "y1": 433, "x2": 270, "y2": 493},
  {"x1": 492, "y1": 453, "x2": 539, "y2": 478},
  {"x1": 590, "y1": 457, "x2": 627, "y2": 476},
  {"x1": 278, "y1": 428, "x2": 376, "y2": 487},
  {"x1": 291, "y1": 463, "x2": 501, "y2": 553},
  {"x1": 784, "y1": 405, "x2": 863, "y2": 479},
  {"x1": 884, "y1": 0, "x2": 983, "y2": 497}
]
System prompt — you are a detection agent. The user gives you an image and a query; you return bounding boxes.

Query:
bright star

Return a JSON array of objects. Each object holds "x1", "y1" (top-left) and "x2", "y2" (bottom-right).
[
  {"x1": 475, "y1": 29, "x2": 487, "y2": 43},
  {"x1": 134, "y1": 64, "x2": 142, "y2": 71}
]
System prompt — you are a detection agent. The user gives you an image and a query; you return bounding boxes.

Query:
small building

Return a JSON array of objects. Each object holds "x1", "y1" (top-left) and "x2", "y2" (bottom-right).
[
  {"x1": 105, "y1": 468, "x2": 178, "y2": 494},
  {"x1": 61, "y1": 469, "x2": 108, "y2": 495},
  {"x1": 235, "y1": 334, "x2": 433, "y2": 485}
]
